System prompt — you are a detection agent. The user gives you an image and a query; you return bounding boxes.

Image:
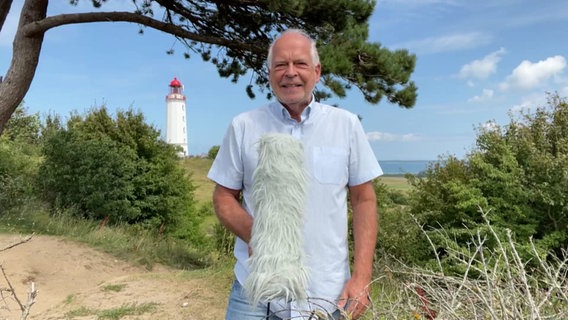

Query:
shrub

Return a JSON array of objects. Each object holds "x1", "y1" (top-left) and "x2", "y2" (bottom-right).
[
  {"x1": 407, "y1": 94, "x2": 568, "y2": 268},
  {"x1": 38, "y1": 107, "x2": 197, "y2": 235},
  {"x1": 213, "y1": 222, "x2": 235, "y2": 257},
  {"x1": 207, "y1": 145, "x2": 220, "y2": 160},
  {"x1": 0, "y1": 106, "x2": 42, "y2": 212},
  {"x1": 376, "y1": 205, "x2": 431, "y2": 266}
]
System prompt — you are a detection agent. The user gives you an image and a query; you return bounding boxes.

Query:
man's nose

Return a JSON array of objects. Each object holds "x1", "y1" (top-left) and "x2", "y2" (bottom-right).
[{"x1": 284, "y1": 63, "x2": 298, "y2": 76}]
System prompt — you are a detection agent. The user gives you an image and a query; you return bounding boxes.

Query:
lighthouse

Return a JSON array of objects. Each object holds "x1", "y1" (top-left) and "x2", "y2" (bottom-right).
[{"x1": 165, "y1": 77, "x2": 188, "y2": 157}]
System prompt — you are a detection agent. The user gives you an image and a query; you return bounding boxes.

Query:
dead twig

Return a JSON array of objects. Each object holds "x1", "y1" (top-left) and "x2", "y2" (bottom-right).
[
  {"x1": 0, "y1": 234, "x2": 34, "y2": 253},
  {"x1": 0, "y1": 234, "x2": 37, "y2": 320}
]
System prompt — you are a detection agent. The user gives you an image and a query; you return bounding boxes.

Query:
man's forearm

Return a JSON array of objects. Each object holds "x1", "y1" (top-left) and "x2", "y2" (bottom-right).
[
  {"x1": 350, "y1": 182, "x2": 378, "y2": 281},
  {"x1": 213, "y1": 184, "x2": 253, "y2": 244},
  {"x1": 352, "y1": 199, "x2": 378, "y2": 280}
]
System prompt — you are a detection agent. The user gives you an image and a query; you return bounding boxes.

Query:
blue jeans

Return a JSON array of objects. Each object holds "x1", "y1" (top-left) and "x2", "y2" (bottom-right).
[{"x1": 225, "y1": 280, "x2": 341, "y2": 320}]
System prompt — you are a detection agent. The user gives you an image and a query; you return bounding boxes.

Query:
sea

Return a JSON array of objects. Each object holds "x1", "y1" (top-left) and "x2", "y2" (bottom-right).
[{"x1": 378, "y1": 160, "x2": 435, "y2": 175}]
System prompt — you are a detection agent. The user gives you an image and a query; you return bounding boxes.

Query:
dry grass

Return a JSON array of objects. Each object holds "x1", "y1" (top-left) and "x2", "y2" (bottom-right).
[
  {"x1": 364, "y1": 209, "x2": 568, "y2": 320},
  {"x1": 378, "y1": 175, "x2": 411, "y2": 192}
]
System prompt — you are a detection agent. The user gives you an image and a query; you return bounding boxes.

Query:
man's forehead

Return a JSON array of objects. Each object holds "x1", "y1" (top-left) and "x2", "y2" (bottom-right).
[{"x1": 272, "y1": 45, "x2": 311, "y2": 59}]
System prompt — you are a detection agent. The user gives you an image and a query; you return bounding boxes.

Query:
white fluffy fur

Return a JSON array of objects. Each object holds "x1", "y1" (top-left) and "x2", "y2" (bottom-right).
[{"x1": 244, "y1": 133, "x2": 309, "y2": 306}]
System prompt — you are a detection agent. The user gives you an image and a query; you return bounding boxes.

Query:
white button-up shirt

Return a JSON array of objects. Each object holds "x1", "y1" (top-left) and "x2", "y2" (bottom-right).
[{"x1": 208, "y1": 99, "x2": 383, "y2": 317}]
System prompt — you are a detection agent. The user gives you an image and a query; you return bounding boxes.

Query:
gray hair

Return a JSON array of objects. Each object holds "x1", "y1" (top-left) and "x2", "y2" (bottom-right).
[{"x1": 266, "y1": 29, "x2": 320, "y2": 70}]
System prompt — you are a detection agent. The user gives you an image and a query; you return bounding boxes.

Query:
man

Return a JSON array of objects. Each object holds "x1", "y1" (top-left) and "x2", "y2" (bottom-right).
[{"x1": 208, "y1": 29, "x2": 382, "y2": 319}]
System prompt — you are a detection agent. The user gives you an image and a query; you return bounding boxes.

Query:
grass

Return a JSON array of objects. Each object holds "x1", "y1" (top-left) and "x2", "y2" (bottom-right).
[
  {"x1": 0, "y1": 203, "x2": 213, "y2": 271},
  {"x1": 181, "y1": 157, "x2": 215, "y2": 204},
  {"x1": 378, "y1": 175, "x2": 411, "y2": 192},
  {"x1": 101, "y1": 284, "x2": 126, "y2": 293},
  {"x1": 65, "y1": 302, "x2": 158, "y2": 320}
]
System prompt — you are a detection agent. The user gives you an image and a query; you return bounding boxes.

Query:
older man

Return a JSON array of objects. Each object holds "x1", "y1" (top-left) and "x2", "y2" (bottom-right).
[{"x1": 208, "y1": 29, "x2": 382, "y2": 319}]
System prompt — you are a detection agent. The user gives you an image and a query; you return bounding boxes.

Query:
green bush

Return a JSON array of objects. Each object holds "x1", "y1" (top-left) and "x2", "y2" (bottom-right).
[
  {"x1": 207, "y1": 145, "x2": 220, "y2": 160},
  {"x1": 0, "y1": 106, "x2": 42, "y2": 212},
  {"x1": 0, "y1": 152, "x2": 35, "y2": 211},
  {"x1": 170, "y1": 202, "x2": 212, "y2": 248},
  {"x1": 213, "y1": 222, "x2": 235, "y2": 257},
  {"x1": 376, "y1": 206, "x2": 431, "y2": 266},
  {"x1": 407, "y1": 93, "x2": 568, "y2": 269},
  {"x1": 38, "y1": 107, "x2": 198, "y2": 236},
  {"x1": 372, "y1": 179, "x2": 430, "y2": 266}
]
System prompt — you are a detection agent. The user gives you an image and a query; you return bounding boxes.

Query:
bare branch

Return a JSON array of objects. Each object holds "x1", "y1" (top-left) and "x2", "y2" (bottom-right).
[
  {"x1": 0, "y1": 234, "x2": 34, "y2": 253},
  {"x1": 0, "y1": 235, "x2": 37, "y2": 319}
]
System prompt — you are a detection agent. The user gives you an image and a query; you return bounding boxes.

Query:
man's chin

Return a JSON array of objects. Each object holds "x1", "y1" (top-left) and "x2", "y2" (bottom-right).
[
  {"x1": 280, "y1": 100, "x2": 307, "y2": 110},
  {"x1": 278, "y1": 95, "x2": 309, "y2": 106}
]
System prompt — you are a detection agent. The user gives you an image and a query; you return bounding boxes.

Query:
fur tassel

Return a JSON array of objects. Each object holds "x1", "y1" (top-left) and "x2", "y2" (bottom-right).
[{"x1": 244, "y1": 133, "x2": 309, "y2": 306}]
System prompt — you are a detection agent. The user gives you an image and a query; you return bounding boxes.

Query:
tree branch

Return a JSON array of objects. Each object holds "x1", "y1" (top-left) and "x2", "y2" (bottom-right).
[
  {"x1": 0, "y1": 235, "x2": 37, "y2": 319},
  {"x1": 22, "y1": 11, "x2": 262, "y2": 52},
  {"x1": 0, "y1": 0, "x2": 13, "y2": 34},
  {"x1": 0, "y1": 234, "x2": 34, "y2": 253}
]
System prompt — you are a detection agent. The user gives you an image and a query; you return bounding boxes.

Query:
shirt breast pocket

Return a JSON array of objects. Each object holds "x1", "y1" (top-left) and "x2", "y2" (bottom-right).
[{"x1": 313, "y1": 147, "x2": 348, "y2": 185}]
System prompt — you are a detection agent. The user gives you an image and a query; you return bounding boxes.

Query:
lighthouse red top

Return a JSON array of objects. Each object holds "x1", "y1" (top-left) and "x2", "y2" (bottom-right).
[
  {"x1": 167, "y1": 77, "x2": 185, "y2": 99},
  {"x1": 169, "y1": 77, "x2": 182, "y2": 88}
]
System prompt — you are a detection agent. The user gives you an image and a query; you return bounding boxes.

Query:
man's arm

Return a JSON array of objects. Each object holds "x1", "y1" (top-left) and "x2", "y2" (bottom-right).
[
  {"x1": 338, "y1": 180, "x2": 378, "y2": 319},
  {"x1": 212, "y1": 184, "x2": 253, "y2": 244}
]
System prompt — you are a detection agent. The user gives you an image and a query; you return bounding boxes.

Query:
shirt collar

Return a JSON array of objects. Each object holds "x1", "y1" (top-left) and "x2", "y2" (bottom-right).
[{"x1": 273, "y1": 95, "x2": 316, "y2": 123}]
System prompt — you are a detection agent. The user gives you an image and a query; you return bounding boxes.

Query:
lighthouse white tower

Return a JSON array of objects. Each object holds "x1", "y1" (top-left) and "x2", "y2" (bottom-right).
[{"x1": 165, "y1": 77, "x2": 188, "y2": 157}]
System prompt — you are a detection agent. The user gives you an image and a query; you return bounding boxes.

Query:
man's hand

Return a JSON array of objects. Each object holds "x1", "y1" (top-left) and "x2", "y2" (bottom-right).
[{"x1": 337, "y1": 275, "x2": 371, "y2": 319}]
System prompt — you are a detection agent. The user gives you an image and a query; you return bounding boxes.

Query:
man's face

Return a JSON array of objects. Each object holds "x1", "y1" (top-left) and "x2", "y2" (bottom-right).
[{"x1": 268, "y1": 33, "x2": 321, "y2": 112}]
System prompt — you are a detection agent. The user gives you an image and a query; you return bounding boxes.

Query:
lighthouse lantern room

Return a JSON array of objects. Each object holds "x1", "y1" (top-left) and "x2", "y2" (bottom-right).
[{"x1": 165, "y1": 77, "x2": 188, "y2": 157}]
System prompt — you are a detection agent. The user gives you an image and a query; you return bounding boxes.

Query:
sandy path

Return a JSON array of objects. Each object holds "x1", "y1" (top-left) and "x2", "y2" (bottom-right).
[{"x1": 0, "y1": 234, "x2": 227, "y2": 319}]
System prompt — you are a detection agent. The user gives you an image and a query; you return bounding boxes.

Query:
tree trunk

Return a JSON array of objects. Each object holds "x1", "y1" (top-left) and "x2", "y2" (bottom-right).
[
  {"x1": 0, "y1": 0, "x2": 14, "y2": 34},
  {"x1": 0, "y1": 0, "x2": 46, "y2": 135}
]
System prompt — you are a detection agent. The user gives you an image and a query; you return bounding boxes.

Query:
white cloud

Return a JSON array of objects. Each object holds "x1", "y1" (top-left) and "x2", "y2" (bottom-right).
[
  {"x1": 509, "y1": 92, "x2": 548, "y2": 115},
  {"x1": 367, "y1": 132, "x2": 421, "y2": 142},
  {"x1": 468, "y1": 89, "x2": 494, "y2": 103},
  {"x1": 500, "y1": 55, "x2": 566, "y2": 90},
  {"x1": 395, "y1": 32, "x2": 492, "y2": 54},
  {"x1": 460, "y1": 48, "x2": 506, "y2": 80}
]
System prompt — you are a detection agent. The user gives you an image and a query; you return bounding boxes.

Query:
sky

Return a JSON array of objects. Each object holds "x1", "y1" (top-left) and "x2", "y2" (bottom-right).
[{"x1": 1, "y1": 0, "x2": 568, "y2": 160}]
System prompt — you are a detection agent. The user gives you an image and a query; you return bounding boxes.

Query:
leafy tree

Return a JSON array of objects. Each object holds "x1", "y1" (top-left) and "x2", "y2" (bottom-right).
[
  {"x1": 0, "y1": 0, "x2": 417, "y2": 134},
  {"x1": 0, "y1": 105, "x2": 41, "y2": 211},
  {"x1": 207, "y1": 145, "x2": 220, "y2": 160},
  {"x1": 3, "y1": 104, "x2": 41, "y2": 145},
  {"x1": 38, "y1": 106, "x2": 197, "y2": 234},
  {"x1": 408, "y1": 156, "x2": 488, "y2": 230},
  {"x1": 407, "y1": 94, "x2": 568, "y2": 267}
]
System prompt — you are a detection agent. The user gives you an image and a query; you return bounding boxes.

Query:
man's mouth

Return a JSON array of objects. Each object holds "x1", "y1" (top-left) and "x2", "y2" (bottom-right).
[{"x1": 282, "y1": 84, "x2": 302, "y2": 88}]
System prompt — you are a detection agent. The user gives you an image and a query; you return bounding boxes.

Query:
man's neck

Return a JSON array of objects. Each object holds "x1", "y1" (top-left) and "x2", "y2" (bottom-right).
[{"x1": 280, "y1": 98, "x2": 313, "y2": 122}]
